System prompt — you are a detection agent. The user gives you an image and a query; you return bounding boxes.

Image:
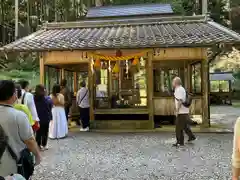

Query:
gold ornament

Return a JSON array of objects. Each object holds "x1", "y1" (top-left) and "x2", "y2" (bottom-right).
[{"x1": 112, "y1": 63, "x2": 120, "y2": 73}]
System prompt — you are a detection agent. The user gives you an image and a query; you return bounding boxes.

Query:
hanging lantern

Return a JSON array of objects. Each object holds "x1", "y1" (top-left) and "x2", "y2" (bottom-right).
[
  {"x1": 94, "y1": 58, "x2": 101, "y2": 69},
  {"x1": 112, "y1": 62, "x2": 120, "y2": 73}
]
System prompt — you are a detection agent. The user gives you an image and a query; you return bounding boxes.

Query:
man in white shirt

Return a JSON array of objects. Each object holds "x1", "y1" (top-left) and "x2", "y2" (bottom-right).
[
  {"x1": 19, "y1": 80, "x2": 39, "y2": 123},
  {"x1": 172, "y1": 77, "x2": 196, "y2": 147},
  {"x1": 76, "y1": 81, "x2": 90, "y2": 132}
]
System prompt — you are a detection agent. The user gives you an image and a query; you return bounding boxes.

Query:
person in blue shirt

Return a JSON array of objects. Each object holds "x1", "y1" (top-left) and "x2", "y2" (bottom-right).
[{"x1": 34, "y1": 85, "x2": 52, "y2": 151}]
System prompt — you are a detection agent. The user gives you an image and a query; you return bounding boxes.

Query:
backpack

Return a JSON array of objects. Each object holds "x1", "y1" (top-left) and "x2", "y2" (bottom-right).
[{"x1": 182, "y1": 91, "x2": 193, "y2": 108}]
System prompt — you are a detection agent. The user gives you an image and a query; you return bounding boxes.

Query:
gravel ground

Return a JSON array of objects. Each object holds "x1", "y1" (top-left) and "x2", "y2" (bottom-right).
[
  {"x1": 32, "y1": 132, "x2": 233, "y2": 180},
  {"x1": 211, "y1": 106, "x2": 239, "y2": 130}
]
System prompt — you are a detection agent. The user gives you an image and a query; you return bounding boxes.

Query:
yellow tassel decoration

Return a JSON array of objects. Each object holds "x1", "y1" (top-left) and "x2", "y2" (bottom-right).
[{"x1": 112, "y1": 63, "x2": 120, "y2": 73}]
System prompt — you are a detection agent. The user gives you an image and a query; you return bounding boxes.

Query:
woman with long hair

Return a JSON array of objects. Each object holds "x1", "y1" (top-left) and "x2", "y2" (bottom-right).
[
  {"x1": 34, "y1": 85, "x2": 52, "y2": 150},
  {"x1": 48, "y1": 84, "x2": 68, "y2": 139}
]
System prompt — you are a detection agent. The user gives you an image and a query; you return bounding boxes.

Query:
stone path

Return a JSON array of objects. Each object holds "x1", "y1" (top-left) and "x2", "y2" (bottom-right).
[
  {"x1": 210, "y1": 106, "x2": 239, "y2": 130},
  {"x1": 32, "y1": 132, "x2": 233, "y2": 180}
]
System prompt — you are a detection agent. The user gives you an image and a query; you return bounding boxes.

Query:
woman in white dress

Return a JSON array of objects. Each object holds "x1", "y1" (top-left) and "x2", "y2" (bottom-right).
[{"x1": 49, "y1": 84, "x2": 68, "y2": 139}]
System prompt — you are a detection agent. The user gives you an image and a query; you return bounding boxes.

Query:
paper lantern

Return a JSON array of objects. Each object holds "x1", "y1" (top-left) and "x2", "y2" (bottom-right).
[
  {"x1": 112, "y1": 63, "x2": 120, "y2": 73},
  {"x1": 94, "y1": 59, "x2": 101, "y2": 69}
]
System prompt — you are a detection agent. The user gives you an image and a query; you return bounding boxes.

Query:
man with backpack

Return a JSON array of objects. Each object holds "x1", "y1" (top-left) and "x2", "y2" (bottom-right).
[
  {"x1": 172, "y1": 77, "x2": 196, "y2": 147},
  {"x1": 0, "y1": 80, "x2": 41, "y2": 179}
]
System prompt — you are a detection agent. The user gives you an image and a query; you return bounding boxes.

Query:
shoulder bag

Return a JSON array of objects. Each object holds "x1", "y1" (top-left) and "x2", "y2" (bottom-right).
[
  {"x1": 77, "y1": 90, "x2": 88, "y2": 106},
  {"x1": 7, "y1": 145, "x2": 34, "y2": 180}
]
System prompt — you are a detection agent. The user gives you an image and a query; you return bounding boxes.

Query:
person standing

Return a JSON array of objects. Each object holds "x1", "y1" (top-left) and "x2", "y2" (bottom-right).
[
  {"x1": 49, "y1": 84, "x2": 68, "y2": 139},
  {"x1": 60, "y1": 79, "x2": 72, "y2": 123},
  {"x1": 172, "y1": 77, "x2": 196, "y2": 147},
  {"x1": 76, "y1": 81, "x2": 90, "y2": 132},
  {"x1": 34, "y1": 85, "x2": 52, "y2": 151},
  {"x1": 0, "y1": 80, "x2": 41, "y2": 177},
  {"x1": 19, "y1": 80, "x2": 40, "y2": 131}
]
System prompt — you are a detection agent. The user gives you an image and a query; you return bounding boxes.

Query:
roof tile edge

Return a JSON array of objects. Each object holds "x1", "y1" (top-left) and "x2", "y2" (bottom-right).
[{"x1": 43, "y1": 15, "x2": 207, "y2": 30}]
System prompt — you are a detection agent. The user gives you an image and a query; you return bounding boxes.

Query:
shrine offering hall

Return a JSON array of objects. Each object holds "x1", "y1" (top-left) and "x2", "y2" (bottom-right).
[{"x1": 1, "y1": 4, "x2": 240, "y2": 129}]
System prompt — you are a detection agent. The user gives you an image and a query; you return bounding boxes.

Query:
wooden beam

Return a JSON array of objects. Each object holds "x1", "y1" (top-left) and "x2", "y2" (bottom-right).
[
  {"x1": 201, "y1": 57, "x2": 210, "y2": 127},
  {"x1": 147, "y1": 50, "x2": 154, "y2": 129},
  {"x1": 39, "y1": 54, "x2": 44, "y2": 84}
]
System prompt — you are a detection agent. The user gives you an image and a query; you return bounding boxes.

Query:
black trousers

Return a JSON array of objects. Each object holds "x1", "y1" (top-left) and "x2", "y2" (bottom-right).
[
  {"x1": 36, "y1": 122, "x2": 49, "y2": 147},
  {"x1": 65, "y1": 106, "x2": 70, "y2": 122},
  {"x1": 175, "y1": 114, "x2": 195, "y2": 144},
  {"x1": 79, "y1": 107, "x2": 90, "y2": 128}
]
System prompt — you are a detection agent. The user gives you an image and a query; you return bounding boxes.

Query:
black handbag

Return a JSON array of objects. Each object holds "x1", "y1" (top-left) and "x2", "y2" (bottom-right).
[{"x1": 7, "y1": 145, "x2": 34, "y2": 180}]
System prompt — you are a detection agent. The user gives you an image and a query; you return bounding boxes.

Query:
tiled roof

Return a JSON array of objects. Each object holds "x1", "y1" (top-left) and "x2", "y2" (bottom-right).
[
  {"x1": 1, "y1": 15, "x2": 240, "y2": 52},
  {"x1": 86, "y1": 3, "x2": 173, "y2": 18}
]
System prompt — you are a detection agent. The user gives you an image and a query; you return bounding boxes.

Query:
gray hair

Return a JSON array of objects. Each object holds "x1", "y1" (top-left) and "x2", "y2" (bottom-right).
[{"x1": 173, "y1": 76, "x2": 182, "y2": 85}]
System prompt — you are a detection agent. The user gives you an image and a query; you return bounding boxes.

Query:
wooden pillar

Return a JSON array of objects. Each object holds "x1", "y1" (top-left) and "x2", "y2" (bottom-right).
[
  {"x1": 147, "y1": 50, "x2": 154, "y2": 129},
  {"x1": 39, "y1": 54, "x2": 44, "y2": 84},
  {"x1": 108, "y1": 62, "x2": 112, "y2": 108},
  {"x1": 201, "y1": 58, "x2": 210, "y2": 127},
  {"x1": 61, "y1": 68, "x2": 65, "y2": 80},
  {"x1": 73, "y1": 72, "x2": 77, "y2": 96},
  {"x1": 88, "y1": 60, "x2": 94, "y2": 121},
  {"x1": 184, "y1": 61, "x2": 188, "y2": 88}
]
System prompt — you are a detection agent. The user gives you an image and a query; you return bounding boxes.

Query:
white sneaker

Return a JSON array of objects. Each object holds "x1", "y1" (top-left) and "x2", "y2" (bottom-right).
[{"x1": 80, "y1": 127, "x2": 89, "y2": 132}]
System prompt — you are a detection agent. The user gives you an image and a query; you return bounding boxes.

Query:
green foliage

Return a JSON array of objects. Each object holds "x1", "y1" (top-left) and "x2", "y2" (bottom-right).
[
  {"x1": 0, "y1": 0, "x2": 230, "y2": 73},
  {"x1": 209, "y1": 0, "x2": 229, "y2": 25},
  {"x1": 0, "y1": 70, "x2": 39, "y2": 87}
]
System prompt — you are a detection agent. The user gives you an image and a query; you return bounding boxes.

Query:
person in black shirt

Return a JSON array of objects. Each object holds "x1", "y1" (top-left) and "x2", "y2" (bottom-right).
[{"x1": 34, "y1": 85, "x2": 52, "y2": 151}]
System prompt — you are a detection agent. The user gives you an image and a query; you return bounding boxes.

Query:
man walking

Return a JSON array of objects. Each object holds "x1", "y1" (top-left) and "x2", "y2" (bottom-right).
[
  {"x1": 60, "y1": 79, "x2": 72, "y2": 123},
  {"x1": 172, "y1": 77, "x2": 196, "y2": 147},
  {"x1": 0, "y1": 80, "x2": 41, "y2": 177}
]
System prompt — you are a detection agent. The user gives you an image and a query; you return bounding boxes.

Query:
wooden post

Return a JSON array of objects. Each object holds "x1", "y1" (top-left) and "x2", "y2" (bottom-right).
[
  {"x1": 88, "y1": 59, "x2": 94, "y2": 121},
  {"x1": 108, "y1": 62, "x2": 112, "y2": 108},
  {"x1": 39, "y1": 54, "x2": 44, "y2": 84},
  {"x1": 187, "y1": 63, "x2": 192, "y2": 91},
  {"x1": 61, "y1": 68, "x2": 65, "y2": 80},
  {"x1": 201, "y1": 58, "x2": 210, "y2": 127},
  {"x1": 147, "y1": 50, "x2": 154, "y2": 129},
  {"x1": 73, "y1": 72, "x2": 77, "y2": 96}
]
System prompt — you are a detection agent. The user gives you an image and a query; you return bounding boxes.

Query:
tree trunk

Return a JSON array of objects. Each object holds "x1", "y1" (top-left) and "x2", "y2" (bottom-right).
[{"x1": 0, "y1": 0, "x2": 5, "y2": 44}]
